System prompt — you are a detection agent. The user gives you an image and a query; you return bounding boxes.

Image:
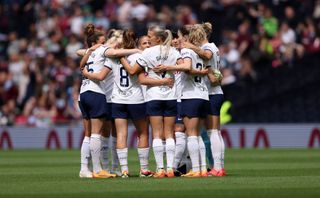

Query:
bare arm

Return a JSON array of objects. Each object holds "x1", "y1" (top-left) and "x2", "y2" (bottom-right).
[
  {"x1": 153, "y1": 58, "x2": 191, "y2": 73},
  {"x1": 76, "y1": 49, "x2": 87, "y2": 57},
  {"x1": 82, "y1": 67, "x2": 111, "y2": 81},
  {"x1": 183, "y1": 41, "x2": 213, "y2": 60},
  {"x1": 138, "y1": 72, "x2": 174, "y2": 87},
  {"x1": 79, "y1": 50, "x2": 92, "y2": 71},
  {"x1": 79, "y1": 44, "x2": 102, "y2": 70},
  {"x1": 188, "y1": 64, "x2": 209, "y2": 75},
  {"x1": 105, "y1": 48, "x2": 141, "y2": 58},
  {"x1": 120, "y1": 57, "x2": 143, "y2": 75}
]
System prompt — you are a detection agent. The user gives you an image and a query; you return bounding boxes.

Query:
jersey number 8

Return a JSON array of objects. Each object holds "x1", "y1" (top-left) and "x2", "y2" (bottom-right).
[{"x1": 120, "y1": 67, "x2": 129, "y2": 87}]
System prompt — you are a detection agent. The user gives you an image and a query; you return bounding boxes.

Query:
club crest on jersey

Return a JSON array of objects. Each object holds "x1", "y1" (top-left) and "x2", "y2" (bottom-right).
[
  {"x1": 90, "y1": 53, "x2": 96, "y2": 58},
  {"x1": 156, "y1": 55, "x2": 168, "y2": 61}
]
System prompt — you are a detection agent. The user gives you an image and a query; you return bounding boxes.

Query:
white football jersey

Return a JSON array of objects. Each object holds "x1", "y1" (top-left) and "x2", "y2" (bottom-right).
[
  {"x1": 137, "y1": 45, "x2": 181, "y2": 102},
  {"x1": 103, "y1": 68, "x2": 114, "y2": 103},
  {"x1": 180, "y1": 48, "x2": 209, "y2": 100},
  {"x1": 202, "y1": 42, "x2": 223, "y2": 95},
  {"x1": 107, "y1": 53, "x2": 145, "y2": 104},
  {"x1": 80, "y1": 45, "x2": 109, "y2": 95}
]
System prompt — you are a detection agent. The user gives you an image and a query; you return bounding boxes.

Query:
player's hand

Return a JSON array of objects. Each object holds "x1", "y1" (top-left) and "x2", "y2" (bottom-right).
[
  {"x1": 153, "y1": 64, "x2": 167, "y2": 73},
  {"x1": 181, "y1": 41, "x2": 194, "y2": 49},
  {"x1": 201, "y1": 68, "x2": 209, "y2": 75},
  {"x1": 163, "y1": 78, "x2": 175, "y2": 88},
  {"x1": 82, "y1": 67, "x2": 89, "y2": 76},
  {"x1": 135, "y1": 49, "x2": 143, "y2": 54}
]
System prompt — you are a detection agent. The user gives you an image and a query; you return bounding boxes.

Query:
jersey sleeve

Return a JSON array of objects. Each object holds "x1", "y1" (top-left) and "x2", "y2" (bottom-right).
[
  {"x1": 102, "y1": 45, "x2": 109, "y2": 58},
  {"x1": 104, "y1": 58, "x2": 113, "y2": 70},
  {"x1": 136, "y1": 50, "x2": 149, "y2": 69},
  {"x1": 202, "y1": 44, "x2": 214, "y2": 54},
  {"x1": 181, "y1": 48, "x2": 192, "y2": 60}
]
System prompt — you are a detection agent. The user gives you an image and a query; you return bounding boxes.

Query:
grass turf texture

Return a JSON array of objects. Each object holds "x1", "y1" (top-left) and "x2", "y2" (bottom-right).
[{"x1": 0, "y1": 149, "x2": 320, "y2": 198}]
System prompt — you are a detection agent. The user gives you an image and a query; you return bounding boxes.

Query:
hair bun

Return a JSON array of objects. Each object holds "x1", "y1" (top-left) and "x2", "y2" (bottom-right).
[{"x1": 85, "y1": 24, "x2": 95, "y2": 37}]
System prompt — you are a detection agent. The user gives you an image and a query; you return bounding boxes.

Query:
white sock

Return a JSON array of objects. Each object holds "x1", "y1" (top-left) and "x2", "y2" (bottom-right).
[
  {"x1": 198, "y1": 136, "x2": 207, "y2": 172},
  {"x1": 90, "y1": 134, "x2": 102, "y2": 173},
  {"x1": 166, "y1": 138, "x2": 175, "y2": 169},
  {"x1": 111, "y1": 136, "x2": 119, "y2": 170},
  {"x1": 187, "y1": 136, "x2": 200, "y2": 172},
  {"x1": 116, "y1": 148, "x2": 128, "y2": 173},
  {"x1": 138, "y1": 147, "x2": 150, "y2": 171},
  {"x1": 100, "y1": 136, "x2": 109, "y2": 170},
  {"x1": 80, "y1": 136, "x2": 91, "y2": 172},
  {"x1": 210, "y1": 129, "x2": 222, "y2": 170},
  {"x1": 152, "y1": 138, "x2": 164, "y2": 170},
  {"x1": 173, "y1": 132, "x2": 186, "y2": 169},
  {"x1": 218, "y1": 130, "x2": 225, "y2": 169}
]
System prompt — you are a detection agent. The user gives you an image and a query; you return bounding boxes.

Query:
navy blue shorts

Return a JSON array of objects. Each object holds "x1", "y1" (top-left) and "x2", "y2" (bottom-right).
[
  {"x1": 175, "y1": 102, "x2": 183, "y2": 124},
  {"x1": 181, "y1": 99, "x2": 208, "y2": 118},
  {"x1": 208, "y1": 94, "x2": 224, "y2": 116},
  {"x1": 79, "y1": 91, "x2": 109, "y2": 119},
  {"x1": 78, "y1": 101, "x2": 88, "y2": 119},
  {"x1": 112, "y1": 103, "x2": 146, "y2": 120},
  {"x1": 146, "y1": 100, "x2": 177, "y2": 117},
  {"x1": 106, "y1": 102, "x2": 112, "y2": 120}
]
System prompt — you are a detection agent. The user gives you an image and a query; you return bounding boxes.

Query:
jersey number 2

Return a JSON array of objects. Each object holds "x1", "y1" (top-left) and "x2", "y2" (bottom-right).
[{"x1": 194, "y1": 63, "x2": 202, "y2": 83}]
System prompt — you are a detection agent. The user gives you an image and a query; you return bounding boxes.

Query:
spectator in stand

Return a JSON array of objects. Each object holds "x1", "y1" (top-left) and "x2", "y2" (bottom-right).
[
  {"x1": 66, "y1": 34, "x2": 83, "y2": 60},
  {"x1": 0, "y1": 0, "x2": 320, "y2": 126}
]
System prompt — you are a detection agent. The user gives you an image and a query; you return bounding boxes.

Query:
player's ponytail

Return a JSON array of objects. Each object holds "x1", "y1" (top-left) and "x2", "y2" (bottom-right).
[
  {"x1": 202, "y1": 22, "x2": 213, "y2": 39},
  {"x1": 163, "y1": 29, "x2": 172, "y2": 48},
  {"x1": 155, "y1": 29, "x2": 172, "y2": 59}
]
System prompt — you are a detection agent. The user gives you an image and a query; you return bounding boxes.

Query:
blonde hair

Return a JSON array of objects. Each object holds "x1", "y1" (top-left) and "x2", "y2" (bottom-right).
[
  {"x1": 153, "y1": 29, "x2": 173, "y2": 61},
  {"x1": 107, "y1": 30, "x2": 123, "y2": 46},
  {"x1": 201, "y1": 22, "x2": 212, "y2": 38},
  {"x1": 188, "y1": 25, "x2": 207, "y2": 46}
]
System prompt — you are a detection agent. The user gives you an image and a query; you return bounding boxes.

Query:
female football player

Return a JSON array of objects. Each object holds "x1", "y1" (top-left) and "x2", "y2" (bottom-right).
[{"x1": 182, "y1": 22, "x2": 226, "y2": 176}]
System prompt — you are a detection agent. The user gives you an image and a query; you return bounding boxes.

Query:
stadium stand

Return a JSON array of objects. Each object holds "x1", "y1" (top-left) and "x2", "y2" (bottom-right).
[{"x1": 0, "y1": 0, "x2": 319, "y2": 126}]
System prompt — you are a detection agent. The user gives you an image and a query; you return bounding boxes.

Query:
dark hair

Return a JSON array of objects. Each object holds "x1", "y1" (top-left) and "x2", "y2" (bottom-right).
[
  {"x1": 84, "y1": 24, "x2": 104, "y2": 47},
  {"x1": 172, "y1": 31, "x2": 178, "y2": 39},
  {"x1": 123, "y1": 29, "x2": 136, "y2": 49},
  {"x1": 179, "y1": 26, "x2": 190, "y2": 37}
]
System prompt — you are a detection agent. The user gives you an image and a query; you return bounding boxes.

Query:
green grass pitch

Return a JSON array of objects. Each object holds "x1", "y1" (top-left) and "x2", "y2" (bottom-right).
[{"x1": 0, "y1": 149, "x2": 320, "y2": 198}]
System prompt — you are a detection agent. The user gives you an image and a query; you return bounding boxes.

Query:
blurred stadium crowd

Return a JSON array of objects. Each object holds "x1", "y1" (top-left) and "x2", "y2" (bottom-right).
[{"x1": 0, "y1": 0, "x2": 320, "y2": 126}]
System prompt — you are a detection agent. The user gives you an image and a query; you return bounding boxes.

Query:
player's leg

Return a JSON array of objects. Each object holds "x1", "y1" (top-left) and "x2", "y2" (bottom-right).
[
  {"x1": 163, "y1": 100, "x2": 177, "y2": 177},
  {"x1": 100, "y1": 120, "x2": 111, "y2": 171},
  {"x1": 110, "y1": 121, "x2": 120, "y2": 175},
  {"x1": 147, "y1": 100, "x2": 165, "y2": 178},
  {"x1": 183, "y1": 116, "x2": 201, "y2": 177},
  {"x1": 149, "y1": 115, "x2": 165, "y2": 177},
  {"x1": 86, "y1": 92, "x2": 115, "y2": 178},
  {"x1": 79, "y1": 118, "x2": 92, "y2": 178},
  {"x1": 173, "y1": 101, "x2": 187, "y2": 175},
  {"x1": 130, "y1": 103, "x2": 153, "y2": 177},
  {"x1": 163, "y1": 116, "x2": 176, "y2": 177},
  {"x1": 115, "y1": 118, "x2": 129, "y2": 178},
  {"x1": 207, "y1": 94, "x2": 226, "y2": 176},
  {"x1": 198, "y1": 101, "x2": 209, "y2": 177},
  {"x1": 198, "y1": 119, "x2": 208, "y2": 177}
]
